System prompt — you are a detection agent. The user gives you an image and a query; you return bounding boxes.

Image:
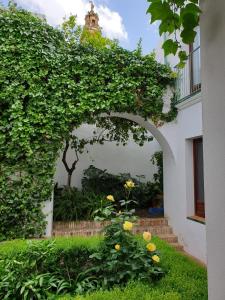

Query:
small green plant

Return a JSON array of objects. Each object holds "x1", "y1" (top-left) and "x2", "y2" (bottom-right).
[{"x1": 0, "y1": 240, "x2": 71, "y2": 299}]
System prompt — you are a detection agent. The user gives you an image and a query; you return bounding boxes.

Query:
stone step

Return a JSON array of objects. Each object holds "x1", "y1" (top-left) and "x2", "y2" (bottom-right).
[
  {"x1": 52, "y1": 218, "x2": 183, "y2": 252},
  {"x1": 53, "y1": 226, "x2": 173, "y2": 237},
  {"x1": 53, "y1": 228, "x2": 102, "y2": 237},
  {"x1": 170, "y1": 243, "x2": 184, "y2": 251},
  {"x1": 157, "y1": 234, "x2": 178, "y2": 243},
  {"x1": 53, "y1": 218, "x2": 168, "y2": 231},
  {"x1": 133, "y1": 226, "x2": 173, "y2": 235}
]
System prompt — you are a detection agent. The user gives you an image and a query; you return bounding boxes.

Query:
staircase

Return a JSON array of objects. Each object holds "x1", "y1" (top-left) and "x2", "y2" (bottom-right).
[{"x1": 53, "y1": 218, "x2": 183, "y2": 251}]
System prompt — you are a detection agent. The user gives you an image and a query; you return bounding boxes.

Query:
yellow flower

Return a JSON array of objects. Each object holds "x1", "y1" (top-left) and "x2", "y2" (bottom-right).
[
  {"x1": 118, "y1": 210, "x2": 122, "y2": 215},
  {"x1": 115, "y1": 244, "x2": 121, "y2": 251},
  {"x1": 146, "y1": 243, "x2": 156, "y2": 252},
  {"x1": 106, "y1": 195, "x2": 115, "y2": 202},
  {"x1": 143, "y1": 231, "x2": 152, "y2": 242},
  {"x1": 123, "y1": 221, "x2": 133, "y2": 231},
  {"x1": 124, "y1": 179, "x2": 135, "y2": 189},
  {"x1": 152, "y1": 255, "x2": 160, "y2": 263}
]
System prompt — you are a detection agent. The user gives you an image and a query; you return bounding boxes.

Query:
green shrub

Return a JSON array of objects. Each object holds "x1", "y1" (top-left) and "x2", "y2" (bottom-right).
[
  {"x1": 0, "y1": 237, "x2": 101, "y2": 299},
  {"x1": 81, "y1": 165, "x2": 160, "y2": 209},
  {"x1": 151, "y1": 151, "x2": 163, "y2": 193},
  {"x1": 0, "y1": 240, "x2": 71, "y2": 299},
  {"x1": 53, "y1": 187, "x2": 104, "y2": 221}
]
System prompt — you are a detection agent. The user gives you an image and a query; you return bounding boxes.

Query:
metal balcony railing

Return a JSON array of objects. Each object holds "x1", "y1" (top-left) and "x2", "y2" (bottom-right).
[{"x1": 176, "y1": 46, "x2": 201, "y2": 102}]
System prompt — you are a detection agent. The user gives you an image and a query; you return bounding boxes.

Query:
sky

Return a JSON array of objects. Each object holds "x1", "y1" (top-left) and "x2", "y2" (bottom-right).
[{"x1": 1, "y1": 0, "x2": 160, "y2": 54}]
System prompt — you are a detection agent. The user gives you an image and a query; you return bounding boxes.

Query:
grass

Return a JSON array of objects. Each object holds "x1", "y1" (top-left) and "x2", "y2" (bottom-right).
[
  {"x1": 0, "y1": 236, "x2": 207, "y2": 299},
  {"x1": 0, "y1": 236, "x2": 102, "y2": 257},
  {"x1": 58, "y1": 282, "x2": 181, "y2": 300}
]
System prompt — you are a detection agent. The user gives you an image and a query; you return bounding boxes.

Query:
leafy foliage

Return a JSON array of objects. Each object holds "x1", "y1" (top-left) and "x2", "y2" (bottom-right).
[
  {"x1": 151, "y1": 151, "x2": 163, "y2": 193},
  {"x1": 0, "y1": 240, "x2": 72, "y2": 299},
  {"x1": 0, "y1": 6, "x2": 175, "y2": 240},
  {"x1": 82, "y1": 164, "x2": 161, "y2": 209},
  {"x1": 53, "y1": 186, "x2": 104, "y2": 221},
  {"x1": 147, "y1": 0, "x2": 201, "y2": 67}
]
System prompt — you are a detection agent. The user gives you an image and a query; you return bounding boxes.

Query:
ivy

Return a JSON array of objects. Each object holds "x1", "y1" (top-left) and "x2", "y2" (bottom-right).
[
  {"x1": 0, "y1": 6, "x2": 176, "y2": 240},
  {"x1": 147, "y1": 0, "x2": 201, "y2": 67}
]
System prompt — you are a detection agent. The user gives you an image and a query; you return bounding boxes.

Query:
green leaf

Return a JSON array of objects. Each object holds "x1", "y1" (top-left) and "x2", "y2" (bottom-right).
[
  {"x1": 159, "y1": 20, "x2": 175, "y2": 36},
  {"x1": 180, "y1": 28, "x2": 197, "y2": 44},
  {"x1": 147, "y1": 1, "x2": 173, "y2": 23},
  {"x1": 178, "y1": 50, "x2": 188, "y2": 62},
  {"x1": 162, "y1": 39, "x2": 178, "y2": 56}
]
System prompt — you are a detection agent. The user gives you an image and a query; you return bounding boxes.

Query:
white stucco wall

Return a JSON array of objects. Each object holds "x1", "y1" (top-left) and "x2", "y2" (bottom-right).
[
  {"x1": 200, "y1": 0, "x2": 225, "y2": 298},
  {"x1": 154, "y1": 30, "x2": 206, "y2": 263},
  {"x1": 162, "y1": 94, "x2": 206, "y2": 263},
  {"x1": 55, "y1": 124, "x2": 161, "y2": 188}
]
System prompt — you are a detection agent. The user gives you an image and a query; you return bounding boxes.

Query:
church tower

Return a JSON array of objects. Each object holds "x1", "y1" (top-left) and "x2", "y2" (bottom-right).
[{"x1": 84, "y1": 1, "x2": 101, "y2": 33}]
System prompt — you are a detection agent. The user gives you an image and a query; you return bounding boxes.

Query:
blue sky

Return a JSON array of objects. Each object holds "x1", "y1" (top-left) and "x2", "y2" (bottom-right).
[
  {"x1": 1, "y1": 0, "x2": 160, "y2": 54},
  {"x1": 103, "y1": 0, "x2": 159, "y2": 53}
]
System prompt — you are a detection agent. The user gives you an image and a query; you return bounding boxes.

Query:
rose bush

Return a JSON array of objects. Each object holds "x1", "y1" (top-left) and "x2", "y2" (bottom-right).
[{"x1": 76, "y1": 181, "x2": 164, "y2": 293}]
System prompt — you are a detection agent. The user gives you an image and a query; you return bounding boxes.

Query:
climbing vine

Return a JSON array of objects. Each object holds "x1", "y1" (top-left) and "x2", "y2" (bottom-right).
[
  {"x1": 147, "y1": 0, "x2": 201, "y2": 67},
  {"x1": 0, "y1": 6, "x2": 176, "y2": 240}
]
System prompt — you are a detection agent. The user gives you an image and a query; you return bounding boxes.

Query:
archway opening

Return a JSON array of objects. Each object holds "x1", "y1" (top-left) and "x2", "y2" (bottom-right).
[{"x1": 51, "y1": 113, "x2": 175, "y2": 228}]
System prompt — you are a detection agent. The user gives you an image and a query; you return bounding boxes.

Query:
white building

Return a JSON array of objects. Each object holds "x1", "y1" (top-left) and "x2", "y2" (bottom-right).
[{"x1": 155, "y1": 27, "x2": 206, "y2": 263}]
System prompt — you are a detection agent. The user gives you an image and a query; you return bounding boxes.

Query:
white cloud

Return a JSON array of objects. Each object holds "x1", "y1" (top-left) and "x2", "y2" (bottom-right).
[
  {"x1": 15, "y1": 0, "x2": 128, "y2": 41},
  {"x1": 97, "y1": 5, "x2": 128, "y2": 40}
]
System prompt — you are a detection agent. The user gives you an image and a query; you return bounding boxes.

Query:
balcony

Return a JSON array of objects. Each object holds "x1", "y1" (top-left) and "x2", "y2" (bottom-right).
[{"x1": 176, "y1": 46, "x2": 201, "y2": 102}]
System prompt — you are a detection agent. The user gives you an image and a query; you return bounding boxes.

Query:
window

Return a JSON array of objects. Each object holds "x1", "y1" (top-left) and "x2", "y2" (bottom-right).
[
  {"x1": 189, "y1": 27, "x2": 201, "y2": 93},
  {"x1": 193, "y1": 138, "x2": 205, "y2": 218}
]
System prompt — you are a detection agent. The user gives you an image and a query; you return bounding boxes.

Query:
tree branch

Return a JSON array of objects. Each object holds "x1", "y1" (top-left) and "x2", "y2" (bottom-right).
[{"x1": 62, "y1": 140, "x2": 70, "y2": 174}]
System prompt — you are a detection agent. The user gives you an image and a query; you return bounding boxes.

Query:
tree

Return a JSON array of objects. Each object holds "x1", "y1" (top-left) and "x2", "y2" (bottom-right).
[{"x1": 146, "y1": 0, "x2": 201, "y2": 67}]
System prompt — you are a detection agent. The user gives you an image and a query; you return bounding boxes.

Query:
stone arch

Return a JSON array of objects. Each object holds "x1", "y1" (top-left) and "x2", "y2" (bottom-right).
[
  {"x1": 100, "y1": 112, "x2": 176, "y2": 162},
  {"x1": 46, "y1": 111, "x2": 176, "y2": 236}
]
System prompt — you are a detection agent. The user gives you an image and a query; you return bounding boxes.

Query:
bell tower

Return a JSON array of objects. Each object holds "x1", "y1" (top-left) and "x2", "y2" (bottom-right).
[{"x1": 84, "y1": 1, "x2": 101, "y2": 33}]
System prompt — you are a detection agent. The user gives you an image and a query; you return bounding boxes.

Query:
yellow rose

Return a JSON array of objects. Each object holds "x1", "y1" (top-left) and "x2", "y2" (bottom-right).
[
  {"x1": 115, "y1": 244, "x2": 121, "y2": 251},
  {"x1": 123, "y1": 221, "x2": 133, "y2": 231},
  {"x1": 106, "y1": 195, "x2": 115, "y2": 202},
  {"x1": 143, "y1": 231, "x2": 152, "y2": 242},
  {"x1": 152, "y1": 255, "x2": 160, "y2": 263},
  {"x1": 124, "y1": 179, "x2": 135, "y2": 189},
  {"x1": 146, "y1": 243, "x2": 156, "y2": 252}
]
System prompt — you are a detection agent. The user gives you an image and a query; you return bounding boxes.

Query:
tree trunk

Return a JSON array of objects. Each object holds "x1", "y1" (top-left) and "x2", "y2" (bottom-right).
[{"x1": 67, "y1": 173, "x2": 72, "y2": 188}]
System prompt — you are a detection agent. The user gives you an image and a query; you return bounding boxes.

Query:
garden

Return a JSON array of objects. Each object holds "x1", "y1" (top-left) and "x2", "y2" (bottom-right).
[
  {"x1": 0, "y1": 191, "x2": 207, "y2": 299},
  {"x1": 0, "y1": 2, "x2": 207, "y2": 300},
  {"x1": 0, "y1": 236, "x2": 207, "y2": 299},
  {"x1": 0, "y1": 179, "x2": 207, "y2": 299}
]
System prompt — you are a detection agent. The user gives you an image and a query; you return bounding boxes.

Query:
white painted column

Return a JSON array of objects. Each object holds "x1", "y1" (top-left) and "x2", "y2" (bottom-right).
[
  {"x1": 200, "y1": 1, "x2": 225, "y2": 299},
  {"x1": 42, "y1": 192, "x2": 54, "y2": 237}
]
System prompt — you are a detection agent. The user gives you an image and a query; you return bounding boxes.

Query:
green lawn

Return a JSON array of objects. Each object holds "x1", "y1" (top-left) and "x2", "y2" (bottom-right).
[{"x1": 0, "y1": 236, "x2": 207, "y2": 300}]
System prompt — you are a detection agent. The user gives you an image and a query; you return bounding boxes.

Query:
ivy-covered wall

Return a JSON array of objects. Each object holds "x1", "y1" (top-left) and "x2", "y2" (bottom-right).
[{"x1": 0, "y1": 7, "x2": 176, "y2": 240}]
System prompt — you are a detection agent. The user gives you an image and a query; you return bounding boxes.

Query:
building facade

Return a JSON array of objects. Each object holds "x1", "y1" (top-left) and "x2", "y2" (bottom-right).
[{"x1": 155, "y1": 27, "x2": 206, "y2": 262}]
